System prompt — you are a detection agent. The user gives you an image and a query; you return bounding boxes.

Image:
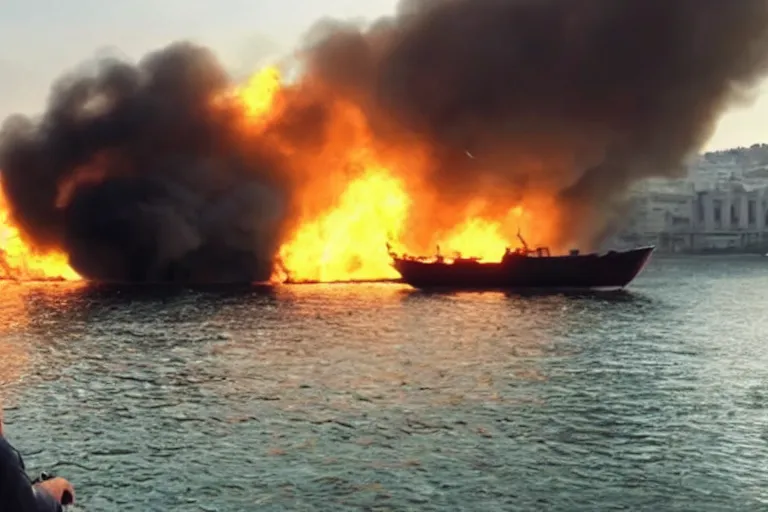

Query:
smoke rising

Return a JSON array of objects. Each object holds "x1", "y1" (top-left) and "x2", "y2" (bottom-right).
[
  {"x1": 3, "y1": 0, "x2": 768, "y2": 282},
  {"x1": 305, "y1": 0, "x2": 768, "y2": 249},
  {"x1": 0, "y1": 43, "x2": 290, "y2": 282}
]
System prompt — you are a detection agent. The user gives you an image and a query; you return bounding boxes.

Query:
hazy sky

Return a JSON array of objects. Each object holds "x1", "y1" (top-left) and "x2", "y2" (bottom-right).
[{"x1": 1, "y1": 0, "x2": 765, "y2": 152}]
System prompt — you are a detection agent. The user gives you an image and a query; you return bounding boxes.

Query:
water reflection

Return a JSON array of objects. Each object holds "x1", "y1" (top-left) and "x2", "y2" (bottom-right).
[
  {"x1": 0, "y1": 280, "x2": 660, "y2": 408},
  {"x1": 400, "y1": 286, "x2": 652, "y2": 303},
  {"x1": 6, "y1": 257, "x2": 768, "y2": 510},
  {"x1": 0, "y1": 283, "x2": 86, "y2": 406},
  {"x1": 0, "y1": 280, "x2": 660, "y2": 406},
  {"x1": 0, "y1": 286, "x2": 31, "y2": 396},
  {"x1": 203, "y1": 283, "x2": 580, "y2": 414},
  {"x1": 23, "y1": 282, "x2": 278, "y2": 318},
  {"x1": 4, "y1": 280, "x2": 577, "y2": 421}
]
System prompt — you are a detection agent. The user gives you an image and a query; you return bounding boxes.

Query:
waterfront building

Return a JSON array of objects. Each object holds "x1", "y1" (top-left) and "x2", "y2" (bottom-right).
[{"x1": 618, "y1": 145, "x2": 768, "y2": 252}]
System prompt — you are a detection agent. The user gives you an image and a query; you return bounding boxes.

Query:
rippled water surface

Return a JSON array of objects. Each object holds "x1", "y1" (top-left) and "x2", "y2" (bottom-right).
[{"x1": 2, "y1": 255, "x2": 768, "y2": 511}]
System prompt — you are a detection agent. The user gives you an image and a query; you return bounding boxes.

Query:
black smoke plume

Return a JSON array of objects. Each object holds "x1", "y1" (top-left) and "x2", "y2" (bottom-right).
[
  {"x1": 3, "y1": 0, "x2": 768, "y2": 282},
  {"x1": 0, "y1": 43, "x2": 289, "y2": 283},
  {"x1": 304, "y1": 0, "x2": 768, "y2": 248}
]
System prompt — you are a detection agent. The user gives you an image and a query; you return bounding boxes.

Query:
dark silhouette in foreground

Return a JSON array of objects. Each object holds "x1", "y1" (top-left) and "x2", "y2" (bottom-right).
[{"x1": 0, "y1": 414, "x2": 74, "y2": 511}]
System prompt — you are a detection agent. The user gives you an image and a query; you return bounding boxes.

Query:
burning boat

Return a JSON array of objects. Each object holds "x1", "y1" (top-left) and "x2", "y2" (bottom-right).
[{"x1": 388, "y1": 232, "x2": 654, "y2": 291}]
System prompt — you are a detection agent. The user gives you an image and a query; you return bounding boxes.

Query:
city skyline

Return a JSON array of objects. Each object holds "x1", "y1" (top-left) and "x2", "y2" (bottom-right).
[{"x1": 1, "y1": 0, "x2": 766, "y2": 152}]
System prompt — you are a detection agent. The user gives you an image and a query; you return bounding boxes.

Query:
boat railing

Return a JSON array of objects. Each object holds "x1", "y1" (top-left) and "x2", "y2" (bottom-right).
[
  {"x1": 391, "y1": 242, "x2": 554, "y2": 264},
  {"x1": 503, "y1": 245, "x2": 552, "y2": 259}
]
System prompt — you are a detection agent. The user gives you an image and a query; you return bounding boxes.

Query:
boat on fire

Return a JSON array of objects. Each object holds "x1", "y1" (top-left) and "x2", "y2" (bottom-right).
[{"x1": 387, "y1": 232, "x2": 654, "y2": 291}]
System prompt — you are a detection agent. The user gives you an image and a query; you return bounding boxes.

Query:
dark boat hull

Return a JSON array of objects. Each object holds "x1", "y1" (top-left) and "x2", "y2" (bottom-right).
[{"x1": 392, "y1": 246, "x2": 654, "y2": 290}]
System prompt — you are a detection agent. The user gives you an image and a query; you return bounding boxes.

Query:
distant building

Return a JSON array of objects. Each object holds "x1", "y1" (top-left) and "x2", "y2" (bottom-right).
[
  {"x1": 619, "y1": 144, "x2": 768, "y2": 252},
  {"x1": 623, "y1": 188, "x2": 696, "y2": 251},
  {"x1": 689, "y1": 185, "x2": 768, "y2": 250}
]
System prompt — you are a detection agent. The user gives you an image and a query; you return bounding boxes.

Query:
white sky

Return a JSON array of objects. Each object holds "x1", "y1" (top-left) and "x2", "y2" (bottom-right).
[{"x1": 0, "y1": 0, "x2": 764, "y2": 152}]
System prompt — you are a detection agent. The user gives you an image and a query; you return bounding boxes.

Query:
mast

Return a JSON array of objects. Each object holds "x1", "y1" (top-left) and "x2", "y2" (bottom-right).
[{"x1": 516, "y1": 227, "x2": 530, "y2": 253}]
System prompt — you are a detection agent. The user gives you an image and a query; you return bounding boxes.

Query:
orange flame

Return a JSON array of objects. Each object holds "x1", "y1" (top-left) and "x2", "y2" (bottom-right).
[
  {"x1": 227, "y1": 66, "x2": 559, "y2": 283},
  {"x1": 277, "y1": 169, "x2": 409, "y2": 282},
  {"x1": 0, "y1": 183, "x2": 81, "y2": 282},
  {"x1": 0, "y1": 64, "x2": 560, "y2": 285}
]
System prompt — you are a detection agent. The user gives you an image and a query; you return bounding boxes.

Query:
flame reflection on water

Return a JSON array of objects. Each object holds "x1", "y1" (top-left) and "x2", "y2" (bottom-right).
[
  {"x1": 0, "y1": 280, "x2": 617, "y2": 410},
  {"x1": 0, "y1": 280, "x2": 650, "y2": 403},
  {"x1": 197, "y1": 283, "x2": 629, "y2": 412},
  {"x1": 5, "y1": 258, "x2": 768, "y2": 511},
  {"x1": 0, "y1": 285, "x2": 34, "y2": 395}
]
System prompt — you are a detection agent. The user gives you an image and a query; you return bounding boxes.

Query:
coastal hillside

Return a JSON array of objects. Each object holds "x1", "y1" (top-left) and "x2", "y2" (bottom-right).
[{"x1": 700, "y1": 143, "x2": 768, "y2": 178}]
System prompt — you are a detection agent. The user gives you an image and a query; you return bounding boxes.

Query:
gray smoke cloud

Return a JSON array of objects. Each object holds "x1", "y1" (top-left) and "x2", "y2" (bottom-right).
[{"x1": 2, "y1": 0, "x2": 768, "y2": 283}]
